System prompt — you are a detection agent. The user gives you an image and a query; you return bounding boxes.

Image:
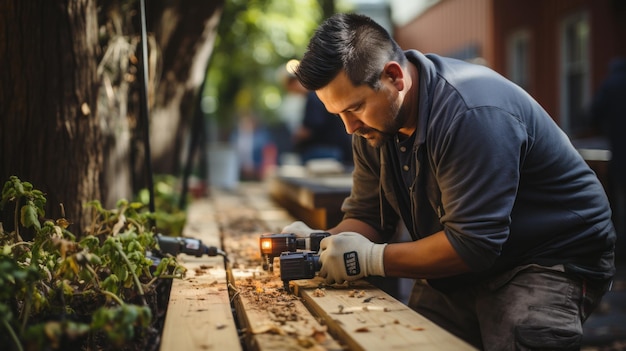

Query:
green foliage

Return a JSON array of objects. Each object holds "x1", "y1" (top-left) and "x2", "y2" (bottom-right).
[
  {"x1": 206, "y1": 0, "x2": 327, "y2": 129},
  {"x1": 0, "y1": 176, "x2": 186, "y2": 350},
  {"x1": 135, "y1": 175, "x2": 187, "y2": 237},
  {"x1": 1, "y1": 176, "x2": 46, "y2": 240},
  {"x1": 91, "y1": 304, "x2": 152, "y2": 346}
]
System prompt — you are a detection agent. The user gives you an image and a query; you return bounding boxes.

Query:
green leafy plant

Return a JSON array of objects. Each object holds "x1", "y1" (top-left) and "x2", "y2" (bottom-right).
[{"x1": 0, "y1": 176, "x2": 186, "y2": 351}]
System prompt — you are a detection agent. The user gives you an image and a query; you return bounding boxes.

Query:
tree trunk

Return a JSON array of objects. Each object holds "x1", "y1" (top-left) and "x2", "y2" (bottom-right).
[
  {"x1": 146, "y1": 1, "x2": 224, "y2": 175},
  {"x1": 0, "y1": 0, "x2": 102, "y2": 233},
  {"x1": 0, "y1": 0, "x2": 223, "y2": 233},
  {"x1": 102, "y1": 0, "x2": 224, "y2": 203}
]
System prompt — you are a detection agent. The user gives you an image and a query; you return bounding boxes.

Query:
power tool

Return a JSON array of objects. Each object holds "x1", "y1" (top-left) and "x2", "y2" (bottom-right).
[
  {"x1": 156, "y1": 234, "x2": 227, "y2": 259},
  {"x1": 279, "y1": 251, "x2": 321, "y2": 291},
  {"x1": 259, "y1": 232, "x2": 329, "y2": 271}
]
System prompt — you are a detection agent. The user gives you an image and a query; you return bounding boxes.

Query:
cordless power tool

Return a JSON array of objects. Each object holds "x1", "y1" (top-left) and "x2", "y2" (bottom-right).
[
  {"x1": 278, "y1": 251, "x2": 322, "y2": 290},
  {"x1": 156, "y1": 234, "x2": 227, "y2": 259},
  {"x1": 259, "y1": 232, "x2": 329, "y2": 271}
]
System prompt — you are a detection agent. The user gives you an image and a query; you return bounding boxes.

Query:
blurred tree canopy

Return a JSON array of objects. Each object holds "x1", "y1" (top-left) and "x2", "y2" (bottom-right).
[{"x1": 204, "y1": 0, "x2": 348, "y2": 135}]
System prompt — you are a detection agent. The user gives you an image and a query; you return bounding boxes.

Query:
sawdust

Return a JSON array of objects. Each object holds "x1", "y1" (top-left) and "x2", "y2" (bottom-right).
[{"x1": 217, "y1": 200, "x2": 343, "y2": 350}]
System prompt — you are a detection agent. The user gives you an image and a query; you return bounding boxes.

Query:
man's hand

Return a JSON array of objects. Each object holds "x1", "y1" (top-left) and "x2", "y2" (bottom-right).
[
  {"x1": 319, "y1": 232, "x2": 387, "y2": 284},
  {"x1": 281, "y1": 221, "x2": 318, "y2": 238}
]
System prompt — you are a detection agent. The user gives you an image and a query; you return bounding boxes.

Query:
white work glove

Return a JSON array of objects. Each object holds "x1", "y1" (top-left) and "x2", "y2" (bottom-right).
[
  {"x1": 319, "y1": 232, "x2": 387, "y2": 284},
  {"x1": 281, "y1": 221, "x2": 318, "y2": 238}
]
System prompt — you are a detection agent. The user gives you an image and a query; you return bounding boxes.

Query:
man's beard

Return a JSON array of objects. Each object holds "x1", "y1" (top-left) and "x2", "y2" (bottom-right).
[
  {"x1": 354, "y1": 126, "x2": 394, "y2": 148},
  {"x1": 355, "y1": 94, "x2": 404, "y2": 148}
]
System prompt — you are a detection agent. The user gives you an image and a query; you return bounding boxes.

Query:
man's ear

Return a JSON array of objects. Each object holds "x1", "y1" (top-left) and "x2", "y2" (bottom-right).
[{"x1": 382, "y1": 61, "x2": 405, "y2": 91}]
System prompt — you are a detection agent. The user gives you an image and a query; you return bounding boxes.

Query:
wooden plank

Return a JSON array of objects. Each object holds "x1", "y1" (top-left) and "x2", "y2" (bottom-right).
[
  {"x1": 179, "y1": 199, "x2": 222, "y2": 248},
  {"x1": 160, "y1": 199, "x2": 242, "y2": 351},
  {"x1": 230, "y1": 270, "x2": 344, "y2": 351},
  {"x1": 268, "y1": 176, "x2": 349, "y2": 229},
  {"x1": 160, "y1": 258, "x2": 241, "y2": 351},
  {"x1": 270, "y1": 193, "x2": 328, "y2": 229},
  {"x1": 292, "y1": 278, "x2": 476, "y2": 351},
  {"x1": 269, "y1": 178, "x2": 330, "y2": 229},
  {"x1": 211, "y1": 185, "x2": 344, "y2": 350}
]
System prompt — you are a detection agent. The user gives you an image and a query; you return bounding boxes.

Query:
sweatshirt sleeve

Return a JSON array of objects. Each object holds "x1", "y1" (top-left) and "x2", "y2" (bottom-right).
[{"x1": 432, "y1": 107, "x2": 528, "y2": 271}]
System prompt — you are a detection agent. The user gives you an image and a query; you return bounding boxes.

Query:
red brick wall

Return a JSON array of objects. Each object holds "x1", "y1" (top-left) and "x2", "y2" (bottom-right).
[{"x1": 394, "y1": 0, "x2": 494, "y2": 65}]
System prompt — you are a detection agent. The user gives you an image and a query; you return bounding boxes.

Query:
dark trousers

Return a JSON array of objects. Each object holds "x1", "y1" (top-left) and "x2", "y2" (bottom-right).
[{"x1": 408, "y1": 264, "x2": 610, "y2": 350}]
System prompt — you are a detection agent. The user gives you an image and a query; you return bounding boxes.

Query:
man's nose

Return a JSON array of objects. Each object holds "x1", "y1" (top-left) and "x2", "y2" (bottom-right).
[{"x1": 339, "y1": 114, "x2": 360, "y2": 134}]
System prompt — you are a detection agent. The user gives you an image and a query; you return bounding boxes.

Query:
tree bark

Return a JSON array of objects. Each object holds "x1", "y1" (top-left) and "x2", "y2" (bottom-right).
[
  {"x1": 0, "y1": 0, "x2": 102, "y2": 232},
  {"x1": 103, "y1": 0, "x2": 224, "y2": 201},
  {"x1": 146, "y1": 1, "x2": 224, "y2": 175},
  {"x1": 0, "y1": 0, "x2": 223, "y2": 234}
]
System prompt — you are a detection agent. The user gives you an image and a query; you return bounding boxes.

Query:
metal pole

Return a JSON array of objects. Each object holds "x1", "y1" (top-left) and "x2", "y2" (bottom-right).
[{"x1": 138, "y1": 0, "x2": 156, "y2": 217}]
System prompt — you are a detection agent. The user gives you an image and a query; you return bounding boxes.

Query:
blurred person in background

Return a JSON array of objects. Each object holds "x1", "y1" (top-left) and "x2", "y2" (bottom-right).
[
  {"x1": 293, "y1": 90, "x2": 353, "y2": 166},
  {"x1": 279, "y1": 59, "x2": 353, "y2": 167},
  {"x1": 592, "y1": 57, "x2": 626, "y2": 257},
  {"x1": 230, "y1": 112, "x2": 271, "y2": 180}
]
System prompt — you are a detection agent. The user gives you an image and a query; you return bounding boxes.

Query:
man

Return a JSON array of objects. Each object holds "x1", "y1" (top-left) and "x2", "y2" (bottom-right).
[{"x1": 282, "y1": 13, "x2": 616, "y2": 350}]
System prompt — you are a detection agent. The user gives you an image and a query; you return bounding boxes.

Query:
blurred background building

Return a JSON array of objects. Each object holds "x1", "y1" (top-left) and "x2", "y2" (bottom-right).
[{"x1": 391, "y1": 0, "x2": 626, "y2": 139}]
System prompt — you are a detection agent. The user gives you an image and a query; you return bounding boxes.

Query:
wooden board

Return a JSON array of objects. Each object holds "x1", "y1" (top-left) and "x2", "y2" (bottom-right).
[
  {"x1": 269, "y1": 175, "x2": 351, "y2": 229},
  {"x1": 211, "y1": 185, "x2": 345, "y2": 350},
  {"x1": 292, "y1": 278, "x2": 475, "y2": 351},
  {"x1": 230, "y1": 270, "x2": 344, "y2": 351},
  {"x1": 160, "y1": 258, "x2": 241, "y2": 351},
  {"x1": 160, "y1": 199, "x2": 242, "y2": 351}
]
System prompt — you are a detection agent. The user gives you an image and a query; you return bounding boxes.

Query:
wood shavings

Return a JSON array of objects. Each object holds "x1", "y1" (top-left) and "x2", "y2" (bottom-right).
[
  {"x1": 361, "y1": 306, "x2": 388, "y2": 312},
  {"x1": 311, "y1": 328, "x2": 327, "y2": 343},
  {"x1": 296, "y1": 337, "x2": 315, "y2": 348},
  {"x1": 253, "y1": 323, "x2": 286, "y2": 335},
  {"x1": 348, "y1": 289, "x2": 367, "y2": 298},
  {"x1": 312, "y1": 288, "x2": 326, "y2": 297}
]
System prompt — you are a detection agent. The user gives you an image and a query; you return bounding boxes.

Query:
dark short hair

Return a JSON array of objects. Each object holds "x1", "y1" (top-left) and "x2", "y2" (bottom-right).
[{"x1": 295, "y1": 13, "x2": 406, "y2": 91}]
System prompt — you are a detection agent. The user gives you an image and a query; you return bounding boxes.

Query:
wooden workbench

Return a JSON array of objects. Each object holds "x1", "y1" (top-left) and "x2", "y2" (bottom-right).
[
  {"x1": 269, "y1": 173, "x2": 352, "y2": 229},
  {"x1": 160, "y1": 182, "x2": 475, "y2": 350}
]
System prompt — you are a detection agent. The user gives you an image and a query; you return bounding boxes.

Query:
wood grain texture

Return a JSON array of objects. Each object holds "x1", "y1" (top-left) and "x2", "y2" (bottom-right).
[
  {"x1": 160, "y1": 258, "x2": 241, "y2": 351},
  {"x1": 293, "y1": 278, "x2": 476, "y2": 351},
  {"x1": 160, "y1": 199, "x2": 241, "y2": 351}
]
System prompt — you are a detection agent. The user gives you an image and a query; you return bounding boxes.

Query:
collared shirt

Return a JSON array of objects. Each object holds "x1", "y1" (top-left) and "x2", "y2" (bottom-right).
[{"x1": 341, "y1": 50, "x2": 616, "y2": 291}]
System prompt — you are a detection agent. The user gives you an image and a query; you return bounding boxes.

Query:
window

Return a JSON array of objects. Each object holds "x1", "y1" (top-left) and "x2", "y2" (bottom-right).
[
  {"x1": 506, "y1": 29, "x2": 531, "y2": 91},
  {"x1": 560, "y1": 11, "x2": 590, "y2": 136}
]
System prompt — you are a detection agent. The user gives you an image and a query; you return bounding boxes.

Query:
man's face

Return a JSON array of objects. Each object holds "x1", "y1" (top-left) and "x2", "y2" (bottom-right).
[{"x1": 316, "y1": 70, "x2": 405, "y2": 148}]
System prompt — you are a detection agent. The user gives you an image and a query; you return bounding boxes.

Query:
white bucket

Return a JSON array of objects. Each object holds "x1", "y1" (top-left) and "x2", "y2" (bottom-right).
[{"x1": 207, "y1": 143, "x2": 239, "y2": 190}]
